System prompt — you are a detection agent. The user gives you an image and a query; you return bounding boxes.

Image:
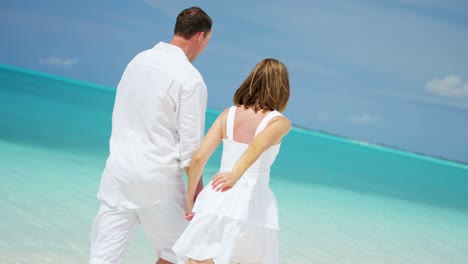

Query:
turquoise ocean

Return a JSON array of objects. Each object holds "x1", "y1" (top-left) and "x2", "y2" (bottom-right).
[{"x1": 1, "y1": 64, "x2": 468, "y2": 264}]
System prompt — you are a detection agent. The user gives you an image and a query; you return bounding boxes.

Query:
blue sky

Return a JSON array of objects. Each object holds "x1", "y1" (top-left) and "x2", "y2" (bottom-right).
[{"x1": 1, "y1": 0, "x2": 467, "y2": 163}]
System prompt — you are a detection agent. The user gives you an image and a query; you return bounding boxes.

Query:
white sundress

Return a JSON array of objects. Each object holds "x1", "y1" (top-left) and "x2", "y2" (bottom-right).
[{"x1": 172, "y1": 106, "x2": 283, "y2": 264}]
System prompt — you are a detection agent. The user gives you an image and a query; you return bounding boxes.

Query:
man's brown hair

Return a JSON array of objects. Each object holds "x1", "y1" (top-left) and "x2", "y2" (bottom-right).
[{"x1": 174, "y1": 6, "x2": 212, "y2": 39}]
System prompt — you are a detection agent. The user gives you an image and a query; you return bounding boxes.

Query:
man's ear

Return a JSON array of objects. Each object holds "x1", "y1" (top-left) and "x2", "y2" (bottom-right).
[{"x1": 197, "y1": 32, "x2": 205, "y2": 42}]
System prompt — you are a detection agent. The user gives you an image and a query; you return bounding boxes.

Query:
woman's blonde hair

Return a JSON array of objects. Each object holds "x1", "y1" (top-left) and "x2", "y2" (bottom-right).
[{"x1": 233, "y1": 58, "x2": 290, "y2": 112}]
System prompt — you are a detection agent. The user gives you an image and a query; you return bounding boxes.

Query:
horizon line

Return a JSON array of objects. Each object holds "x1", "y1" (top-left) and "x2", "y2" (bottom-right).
[{"x1": 1, "y1": 63, "x2": 467, "y2": 169}]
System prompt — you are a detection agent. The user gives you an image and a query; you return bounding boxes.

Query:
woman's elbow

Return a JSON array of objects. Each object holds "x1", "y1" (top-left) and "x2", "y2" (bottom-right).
[{"x1": 189, "y1": 152, "x2": 205, "y2": 167}]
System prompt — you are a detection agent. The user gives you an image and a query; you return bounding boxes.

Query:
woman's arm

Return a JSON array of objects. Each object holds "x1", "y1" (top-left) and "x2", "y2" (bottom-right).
[
  {"x1": 212, "y1": 116, "x2": 291, "y2": 192},
  {"x1": 185, "y1": 110, "x2": 225, "y2": 219}
]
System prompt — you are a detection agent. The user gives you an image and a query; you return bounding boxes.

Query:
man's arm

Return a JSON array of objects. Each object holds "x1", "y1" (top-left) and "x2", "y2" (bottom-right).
[
  {"x1": 177, "y1": 81, "x2": 207, "y2": 168},
  {"x1": 176, "y1": 81, "x2": 207, "y2": 220}
]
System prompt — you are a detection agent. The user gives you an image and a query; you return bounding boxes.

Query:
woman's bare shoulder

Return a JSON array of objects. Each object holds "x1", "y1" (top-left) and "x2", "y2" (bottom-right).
[{"x1": 271, "y1": 114, "x2": 291, "y2": 129}]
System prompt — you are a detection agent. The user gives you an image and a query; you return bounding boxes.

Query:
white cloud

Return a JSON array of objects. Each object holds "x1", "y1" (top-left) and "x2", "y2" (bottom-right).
[
  {"x1": 38, "y1": 56, "x2": 79, "y2": 68},
  {"x1": 425, "y1": 75, "x2": 468, "y2": 98},
  {"x1": 349, "y1": 114, "x2": 379, "y2": 124}
]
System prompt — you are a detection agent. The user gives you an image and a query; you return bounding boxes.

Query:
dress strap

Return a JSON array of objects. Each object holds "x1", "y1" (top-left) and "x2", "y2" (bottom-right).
[
  {"x1": 226, "y1": 106, "x2": 237, "y2": 140},
  {"x1": 254, "y1": 110, "x2": 283, "y2": 137}
]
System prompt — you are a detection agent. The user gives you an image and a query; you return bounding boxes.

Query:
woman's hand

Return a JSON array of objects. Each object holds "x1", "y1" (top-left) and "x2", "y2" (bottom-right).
[
  {"x1": 185, "y1": 199, "x2": 195, "y2": 221},
  {"x1": 211, "y1": 171, "x2": 239, "y2": 192}
]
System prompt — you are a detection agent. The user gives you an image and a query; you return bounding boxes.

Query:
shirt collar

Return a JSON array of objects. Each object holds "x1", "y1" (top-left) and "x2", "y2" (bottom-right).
[{"x1": 154, "y1": 41, "x2": 187, "y2": 60}]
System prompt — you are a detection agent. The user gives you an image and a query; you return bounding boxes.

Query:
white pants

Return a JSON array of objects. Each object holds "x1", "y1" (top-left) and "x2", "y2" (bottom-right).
[{"x1": 89, "y1": 199, "x2": 188, "y2": 264}]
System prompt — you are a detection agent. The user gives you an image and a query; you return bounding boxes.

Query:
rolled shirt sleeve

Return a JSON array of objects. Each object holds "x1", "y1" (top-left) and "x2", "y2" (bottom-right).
[{"x1": 177, "y1": 81, "x2": 207, "y2": 168}]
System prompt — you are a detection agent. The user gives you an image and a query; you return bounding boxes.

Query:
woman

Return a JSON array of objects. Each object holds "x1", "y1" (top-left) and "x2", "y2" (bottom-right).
[{"x1": 173, "y1": 58, "x2": 291, "y2": 264}]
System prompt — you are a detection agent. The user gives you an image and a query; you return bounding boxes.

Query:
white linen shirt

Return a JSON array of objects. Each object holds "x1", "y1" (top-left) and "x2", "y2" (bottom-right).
[{"x1": 97, "y1": 42, "x2": 207, "y2": 209}]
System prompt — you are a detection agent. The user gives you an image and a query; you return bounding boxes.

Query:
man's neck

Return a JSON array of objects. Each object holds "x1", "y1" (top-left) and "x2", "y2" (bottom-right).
[{"x1": 169, "y1": 35, "x2": 194, "y2": 61}]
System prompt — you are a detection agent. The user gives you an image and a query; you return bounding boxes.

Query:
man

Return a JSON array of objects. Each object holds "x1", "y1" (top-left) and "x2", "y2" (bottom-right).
[{"x1": 89, "y1": 6, "x2": 212, "y2": 264}]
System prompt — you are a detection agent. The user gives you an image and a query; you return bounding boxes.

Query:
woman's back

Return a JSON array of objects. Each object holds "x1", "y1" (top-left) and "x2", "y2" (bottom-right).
[
  {"x1": 219, "y1": 105, "x2": 283, "y2": 179},
  {"x1": 221, "y1": 105, "x2": 283, "y2": 146},
  {"x1": 230, "y1": 106, "x2": 270, "y2": 143}
]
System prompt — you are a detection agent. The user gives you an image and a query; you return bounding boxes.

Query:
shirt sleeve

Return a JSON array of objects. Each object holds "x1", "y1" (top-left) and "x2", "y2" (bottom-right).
[{"x1": 177, "y1": 80, "x2": 208, "y2": 168}]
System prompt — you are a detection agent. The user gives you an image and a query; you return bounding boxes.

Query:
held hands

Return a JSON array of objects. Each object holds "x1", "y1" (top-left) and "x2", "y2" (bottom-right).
[
  {"x1": 185, "y1": 199, "x2": 195, "y2": 221},
  {"x1": 211, "y1": 171, "x2": 239, "y2": 192},
  {"x1": 186, "y1": 172, "x2": 238, "y2": 220},
  {"x1": 185, "y1": 178, "x2": 204, "y2": 221}
]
